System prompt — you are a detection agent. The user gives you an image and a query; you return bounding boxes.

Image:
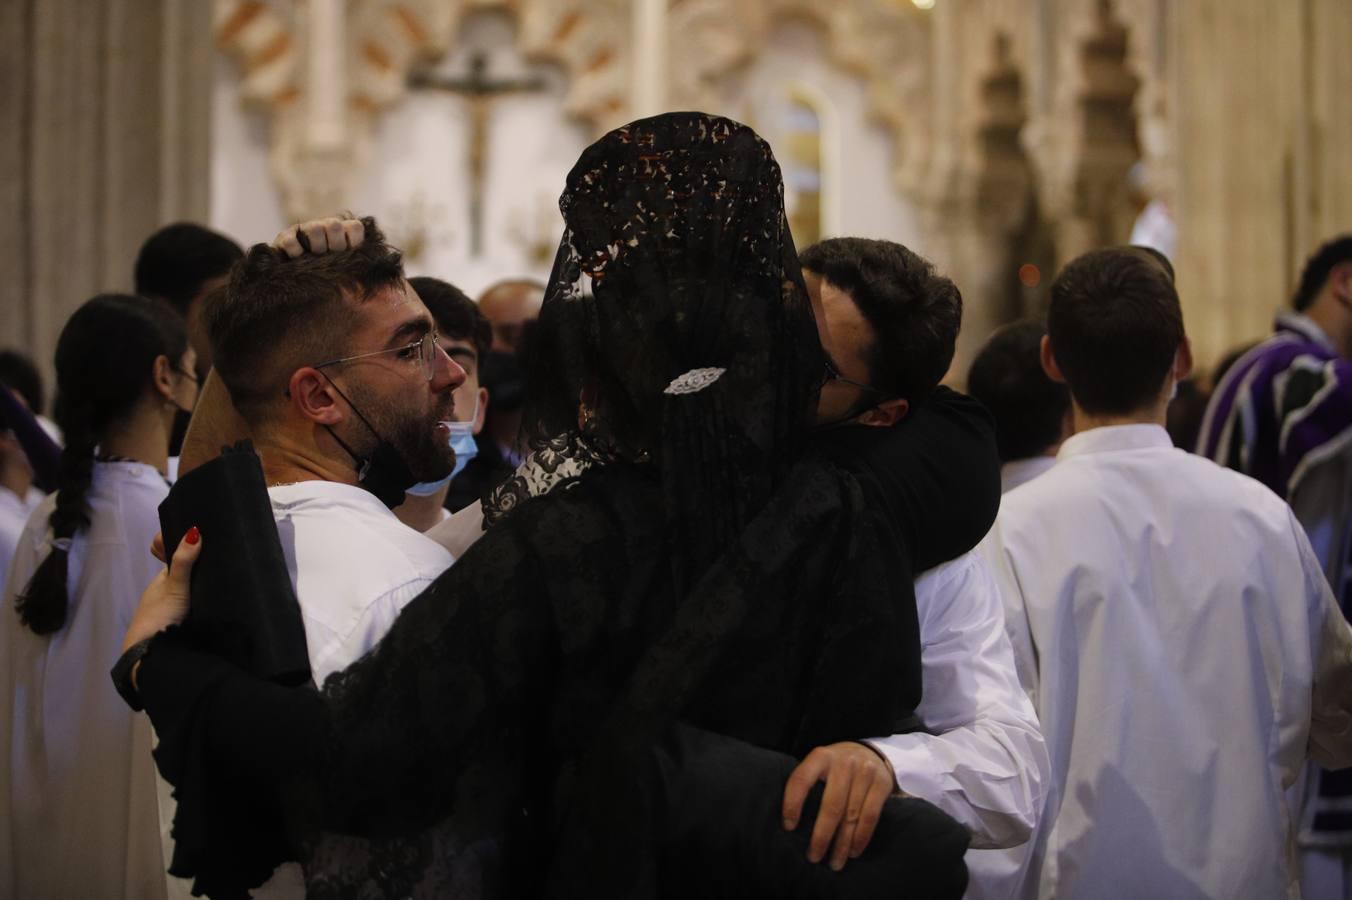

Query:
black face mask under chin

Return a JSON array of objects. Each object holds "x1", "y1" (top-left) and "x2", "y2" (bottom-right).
[{"x1": 320, "y1": 375, "x2": 419, "y2": 509}]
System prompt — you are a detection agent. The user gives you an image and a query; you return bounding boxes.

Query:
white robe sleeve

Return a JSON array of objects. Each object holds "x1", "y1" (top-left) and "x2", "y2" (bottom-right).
[{"x1": 864, "y1": 552, "x2": 1049, "y2": 849}]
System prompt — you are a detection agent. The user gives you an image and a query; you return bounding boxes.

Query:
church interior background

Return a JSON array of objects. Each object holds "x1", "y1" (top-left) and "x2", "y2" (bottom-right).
[{"x1": 2, "y1": 0, "x2": 1350, "y2": 381}]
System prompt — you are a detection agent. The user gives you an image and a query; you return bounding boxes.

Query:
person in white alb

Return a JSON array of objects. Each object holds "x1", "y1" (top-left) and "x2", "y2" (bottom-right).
[
  {"x1": 983, "y1": 246, "x2": 1352, "y2": 899},
  {"x1": 1, "y1": 295, "x2": 199, "y2": 900},
  {"x1": 181, "y1": 217, "x2": 463, "y2": 894},
  {"x1": 967, "y1": 319, "x2": 1072, "y2": 496},
  {"x1": 0, "y1": 419, "x2": 45, "y2": 588},
  {"x1": 777, "y1": 237, "x2": 1049, "y2": 883}
]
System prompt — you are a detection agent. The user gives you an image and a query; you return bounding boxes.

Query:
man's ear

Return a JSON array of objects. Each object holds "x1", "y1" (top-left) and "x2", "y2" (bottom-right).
[
  {"x1": 473, "y1": 387, "x2": 489, "y2": 435},
  {"x1": 1173, "y1": 336, "x2": 1194, "y2": 382},
  {"x1": 289, "y1": 367, "x2": 344, "y2": 426},
  {"x1": 1040, "y1": 335, "x2": 1067, "y2": 384},
  {"x1": 856, "y1": 396, "x2": 909, "y2": 428}
]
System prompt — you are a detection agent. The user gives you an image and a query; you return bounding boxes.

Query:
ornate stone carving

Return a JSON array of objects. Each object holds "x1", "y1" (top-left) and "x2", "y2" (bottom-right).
[
  {"x1": 663, "y1": 0, "x2": 934, "y2": 197},
  {"x1": 214, "y1": 0, "x2": 631, "y2": 220},
  {"x1": 1033, "y1": 0, "x2": 1142, "y2": 256}
]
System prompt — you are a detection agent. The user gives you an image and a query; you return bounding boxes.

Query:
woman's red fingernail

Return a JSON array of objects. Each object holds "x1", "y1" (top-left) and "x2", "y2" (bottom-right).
[{"x1": 185, "y1": 526, "x2": 200, "y2": 545}]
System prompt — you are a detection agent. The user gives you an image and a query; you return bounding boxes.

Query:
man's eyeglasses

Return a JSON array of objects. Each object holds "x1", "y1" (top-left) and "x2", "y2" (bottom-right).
[
  {"x1": 314, "y1": 330, "x2": 442, "y2": 382},
  {"x1": 821, "y1": 357, "x2": 884, "y2": 396}
]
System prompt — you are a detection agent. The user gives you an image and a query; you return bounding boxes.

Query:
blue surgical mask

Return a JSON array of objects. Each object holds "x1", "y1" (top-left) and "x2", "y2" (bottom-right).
[{"x1": 406, "y1": 399, "x2": 481, "y2": 497}]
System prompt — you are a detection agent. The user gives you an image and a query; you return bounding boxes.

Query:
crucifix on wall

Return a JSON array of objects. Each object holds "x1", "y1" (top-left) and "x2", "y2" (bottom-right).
[{"x1": 409, "y1": 52, "x2": 546, "y2": 257}]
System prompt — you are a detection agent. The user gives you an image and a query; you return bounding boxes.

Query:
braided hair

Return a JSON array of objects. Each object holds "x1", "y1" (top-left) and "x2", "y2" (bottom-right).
[{"x1": 16, "y1": 294, "x2": 187, "y2": 635}]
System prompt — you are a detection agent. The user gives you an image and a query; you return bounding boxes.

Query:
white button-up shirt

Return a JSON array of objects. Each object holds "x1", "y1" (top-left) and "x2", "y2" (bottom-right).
[
  {"x1": 982, "y1": 423, "x2": 1352, "y2": 899},
  {"x1": 866, "y1": 552, "x2": 1048, "y2": 855},
  {"x1": 269, "y1": 480, "x2": 455, "y2": 685}
]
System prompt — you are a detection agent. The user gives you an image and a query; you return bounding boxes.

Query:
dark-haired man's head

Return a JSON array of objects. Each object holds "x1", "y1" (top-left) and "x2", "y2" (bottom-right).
[
  {"x1": 1044, "y1": 246, "x2": 1192, "y2": 423},
  {"x1": 206, "y1": 217, "x2": 465, "y2": 486},
  {"x1": 800, "y1": 237, "x2": 962, "y2": 427},
  {"x1": 1292, "y1": 234, "x2": 1352, "y2": 359},
  {"x1": 409, "y1": 276, "x2": 490, "y2": 435},
  {"x1": 134, "y1": 223, "x2": 244, "y2": 378},
  {"x1": 968, "y1": 320, "x2": 1071, "y2": 462},
  {"x1": 477, "y1": 279, "x2": 545, "y2": 353}
]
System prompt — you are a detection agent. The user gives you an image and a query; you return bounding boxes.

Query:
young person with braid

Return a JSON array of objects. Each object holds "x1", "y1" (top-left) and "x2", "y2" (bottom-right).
[{"x1": 0, "y1": 295, "x2": 199, "y2": 899}]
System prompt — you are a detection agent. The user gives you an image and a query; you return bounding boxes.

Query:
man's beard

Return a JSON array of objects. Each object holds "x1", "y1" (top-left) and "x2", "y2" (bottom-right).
[{"x1": 348, "y1": 381, "x2": 455, "y2": 483}]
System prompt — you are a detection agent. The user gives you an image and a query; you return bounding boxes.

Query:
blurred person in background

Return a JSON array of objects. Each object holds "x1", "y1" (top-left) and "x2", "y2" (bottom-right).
[
  {"x1": 394, "y1": 276, "x2": 496, "y2": 528},
  {"x1": 477, "y1": 278, "x2": 545, "y2": 354},
  {"x1": 0, "y1": 295, "x2": 198, "y2": 899},
  {"x1": 0, "y1": 351, "x2": 49, "y2": 588},
  {"x1": 1198, "y1": 234, "x2": 1352, "y2": 898},
  {"x1": 967, "y1": 319, "x2": 1072, "y2": 493},
  {"x1": 134, "y1": 223, "x2": 244, "y2": 382}
]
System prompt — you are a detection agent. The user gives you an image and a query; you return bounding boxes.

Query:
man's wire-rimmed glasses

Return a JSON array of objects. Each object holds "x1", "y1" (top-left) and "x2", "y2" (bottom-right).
[{"x1": 314, "y1": 330, "x2": 441, "y2": 382}]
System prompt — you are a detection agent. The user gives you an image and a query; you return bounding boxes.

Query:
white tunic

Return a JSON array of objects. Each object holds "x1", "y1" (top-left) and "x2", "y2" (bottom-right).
[
  {"x1": 999, "y1": 457, "x2": 1057, "y2": 495},
  {"x1": 0, "y1": 484, "x2": 44, "y2": 592},
  {"x1": 268, "y1": 480, "x2": 455, "y2": 685},
  {"x1": 983, "y1": 424, "x2": 1352, "y2": 899},
  {"x1": 0, "y1": 462, "x2": 173, "y2": 900}
]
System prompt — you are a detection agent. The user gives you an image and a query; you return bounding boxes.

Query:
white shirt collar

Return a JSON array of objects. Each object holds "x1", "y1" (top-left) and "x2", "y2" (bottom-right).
[
  {"x1": 1276, "y1": 311, "x2": 1336, "y2": 351},
  {"x1": 0, "y1": 484, "x2": 42, "y2": 515},
  {"x1": 1057, "y1": 423, "x2": 1173, "y2": 460},
  {"x1": 1001, "y1": 456, "x2": 1057, "y2": 494},
  {"x1": 269, "y1": 479, "x2": 396, "y2": 516}
]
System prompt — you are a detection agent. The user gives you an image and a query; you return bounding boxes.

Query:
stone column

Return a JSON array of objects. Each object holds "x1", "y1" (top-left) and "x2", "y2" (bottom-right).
[
  {"x1": 919, "y1": 2, "x2": 1041, "y2": 383},
  {"x1": 1170, "y1": 0, "x2": 1352, "y2": 369},
  {"x1": 631, "y1": 0, "x2": 668, "y2": 118}
]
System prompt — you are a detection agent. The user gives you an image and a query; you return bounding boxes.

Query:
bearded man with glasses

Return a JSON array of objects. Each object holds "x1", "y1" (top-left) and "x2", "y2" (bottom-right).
[{"x1": 185, "y1": 216, "x2": 464, "y2": 897}]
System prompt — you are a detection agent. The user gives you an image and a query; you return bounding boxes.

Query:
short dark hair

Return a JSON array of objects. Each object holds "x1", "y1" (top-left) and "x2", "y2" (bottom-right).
[
  {"x1": 409, "y1": 276, "x2": 490, "y2": 363},
  {"x1": 133, "y1": 223, "x2": 244, "y2": 317},
  {"x1": 0, "y1": 350, "x2": 45, "y2": 415},
  {"x1": 1047, "y1": 246, "x2": 1184, "y2": 416},
  {"x1": 968, "y1": 319, "x2": 1070, "y2": 462},
  {"x1": 1293, "y1": 234, "x2": 1352, "y2": 312},
  {"x1": 799, "y1": 237, "x2": 962, "y2": 401},
  {"x1": 205, "y1": 216, "x2": 405, "y2": 421}
]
